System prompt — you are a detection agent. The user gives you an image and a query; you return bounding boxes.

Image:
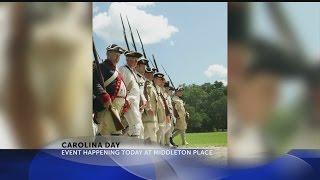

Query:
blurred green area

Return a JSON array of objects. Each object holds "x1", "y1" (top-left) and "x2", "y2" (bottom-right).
[
  {"x1": 173, "y1": 132, "x2": 227, "y2": 147},
  {"x1": 182, "y1": 81, "x2": 227, "y2": 133}
]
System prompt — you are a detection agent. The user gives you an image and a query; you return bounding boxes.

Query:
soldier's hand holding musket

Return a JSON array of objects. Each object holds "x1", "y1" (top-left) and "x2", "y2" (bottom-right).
[
  {"x1": 147, "y1": 108, "x2": 154, "y2": 116},
  {"x1": 186, "y1": 112, "x2": 190, "y2": 120},
  {"x1": 139, "y1": 100, "x2": 147, "y2": 112}
]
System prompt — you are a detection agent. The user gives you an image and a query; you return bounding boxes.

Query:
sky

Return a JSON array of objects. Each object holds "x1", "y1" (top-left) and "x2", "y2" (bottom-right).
[
  {"x1": 92, "y1": 2, "x2": 320, "y2": 87},
  {"x1": 93, "y1": 2, "x2": 227, "y2": 86}
]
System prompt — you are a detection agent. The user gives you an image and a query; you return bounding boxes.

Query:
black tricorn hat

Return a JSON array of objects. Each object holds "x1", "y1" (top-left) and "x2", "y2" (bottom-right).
[
  {"x1": 152, "y1": 68, "x2": 158, "y2": 72},
  {"x1": 247, "y1": 38, "x2": 306, "y2": 76},
  {"x1": 145, "y1": 67, "x2": 154, "y2": 73},
  {"x1": 153, "y1": 72, "x2": 165, "y2": 79},
  {"x1": 175, "y1": 86, "x2": 184, "y2": 92},
  {"x1": 138, "y1": 57, "x2": 149, "y2": 65},
  {"x1": 124, "y1": 51, "x2": 143, "y2": 58},
  {"x1": 106, "y1": 44, "x2": 125, "y2": 54}
]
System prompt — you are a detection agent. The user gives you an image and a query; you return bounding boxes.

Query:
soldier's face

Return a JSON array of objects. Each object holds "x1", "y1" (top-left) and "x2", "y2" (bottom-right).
[
  {"x1": 126, "y1": 57, "x2": 138, "y2": 68},
  {"x1": 160, "y1": 78, "x2": 166, "y2": 87},
  {"x1": 145, "y1": 72, "x2": 153, "y2": 80},
  {"x1": 137, "y1": 64, "x2": 146, "y2": 74},
  {"x1": 176, "y1": 91, "x2": 183, "y2": 97},
  {"x1": 166, "y1": 87, "x2": 172, "y2": 94},
  {"x1": 108, "y1": 51, "x2": 121, "y2": 63},
  {"x1": 154, "y1": 77, "x2": 162, "y2": 85}
]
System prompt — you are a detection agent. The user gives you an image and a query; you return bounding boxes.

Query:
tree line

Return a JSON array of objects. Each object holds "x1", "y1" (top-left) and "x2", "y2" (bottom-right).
[{"x1": 181, "y1": 81, "x2": 227, "y2": 133}]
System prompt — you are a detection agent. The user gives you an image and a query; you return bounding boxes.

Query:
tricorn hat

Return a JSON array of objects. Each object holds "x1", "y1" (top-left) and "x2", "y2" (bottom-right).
[
  {"x1": 175, "y1": 86, "x2": 184, "y2": 92},
  {"x1": 145, "y1": 67, "x2": 154, "y2": 73},
  {"x1": 169, "y1": 86, "x2": 175, "y2": 91},
  {"x1": 138, "y1": 57, "x2": 149, "y2": 65},
  {"x1": 153, "y1": 72, "x2": 165, "y2": 79},
  {"x1": 152, "y1": 68, "x2": 158, "y2": 72},
  {"x1": 106, "y1": 44, "x2": 125, "y2": 54},
  {"x1": 124, "y1": 51, "x2": 143, "y2": 58}
]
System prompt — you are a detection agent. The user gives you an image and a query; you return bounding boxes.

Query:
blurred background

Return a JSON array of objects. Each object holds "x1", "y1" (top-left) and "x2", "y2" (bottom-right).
[
  {"x1": 228, "y1": 2, "x2": 320, "y2": 165},
  {"x1": 0, "y1": 2, "x2": 93, "y2": 148}
]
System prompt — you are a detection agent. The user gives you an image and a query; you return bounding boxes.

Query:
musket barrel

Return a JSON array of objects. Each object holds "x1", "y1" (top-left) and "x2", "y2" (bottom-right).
[
  {"x1": 126, "y1": 16, "x2": 137, "y2": 51},
  {"x1": 152, "y1": 54, "x2": 159, "y2": 72},
  {"x1": 120, "y1": 14, "x2": 130, "y2": 51},
  {"x1": 161, "y1": 64, "x2": 176, "y2": 89},
  {"x1": 93, "y1": 41, "x2": 104, "y2": 87},
  {"x1": 136, "y1": 29, "x2": 147, "y2": 58}
]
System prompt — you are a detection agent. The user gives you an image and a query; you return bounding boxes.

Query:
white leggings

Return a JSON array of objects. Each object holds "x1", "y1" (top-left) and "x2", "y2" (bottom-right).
[{"x1": 172, "y1": 129, "x2": 187, "y2": 144}]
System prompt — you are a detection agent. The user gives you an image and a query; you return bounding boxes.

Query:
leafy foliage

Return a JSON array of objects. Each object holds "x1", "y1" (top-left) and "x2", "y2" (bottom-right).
[{"x1": 181, "y1": 81, "x2": 227, "y2": 133}]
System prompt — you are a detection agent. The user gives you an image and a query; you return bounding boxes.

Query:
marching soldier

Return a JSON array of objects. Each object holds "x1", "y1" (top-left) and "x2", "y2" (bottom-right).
[
  {"x1": 153, "y1": 72, "x2": 165, "y2": 145},
  {"x1": 142, "y1": 67, "x2": 159, "y2": 143},
  {"x1": 93, "y1": 44, "x2": 127, "y2": 136},
  {"x1": 136, "y1": 58, "x2": 149, "y2": 112},
  {"x1": 172, "y1": 86, "x2": 189, "y2": 145},
  {"x1": 168, "y1": 86, "x2": 178, "y2": 146},
  {"x1": 154, "y1": 73, "x2": 170, "y2": 145},
  {"x1": 119, "y1": 51, "x2": 144, "y2": 139},
  {"x1": 164, "y1": 81, "x2": 177, "y2": 147}
]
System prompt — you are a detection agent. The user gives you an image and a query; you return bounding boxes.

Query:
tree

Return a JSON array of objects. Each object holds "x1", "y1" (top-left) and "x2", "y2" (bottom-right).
[{"x1": 181, "y1": 81, "x2": 227, "y2": 132}]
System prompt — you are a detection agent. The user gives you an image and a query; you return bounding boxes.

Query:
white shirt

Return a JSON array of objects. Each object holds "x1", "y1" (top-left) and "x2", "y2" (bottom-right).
[
  {"x1": 136, "y1": 72, "x2": 147, "y2": 103},
  {"x1": 119, "y1": 65, "x2": 140, "y2": 100}
]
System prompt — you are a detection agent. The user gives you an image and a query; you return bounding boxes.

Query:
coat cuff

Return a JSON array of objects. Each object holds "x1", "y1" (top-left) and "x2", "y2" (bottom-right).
[{"x1": 101, "y1": 93, "x2": 111, "y2": 103}]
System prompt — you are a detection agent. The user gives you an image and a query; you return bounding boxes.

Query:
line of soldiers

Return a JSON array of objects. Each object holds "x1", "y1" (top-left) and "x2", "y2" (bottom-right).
[{"x1": 93, "y1": 44, "x2": 189, "y2": 147}]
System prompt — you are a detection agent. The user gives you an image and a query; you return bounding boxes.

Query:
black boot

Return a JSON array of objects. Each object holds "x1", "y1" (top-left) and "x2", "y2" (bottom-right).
[{"x1": 170, "y1": 137, "x2": 178, "y2": 147}]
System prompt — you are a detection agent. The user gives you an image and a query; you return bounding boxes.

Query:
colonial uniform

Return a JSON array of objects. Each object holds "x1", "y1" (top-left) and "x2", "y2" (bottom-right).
[
  {"x1": 119, "y1": 51, "x2": 144, "y2": 138},
  {"x1": 136, "y1": 58, "x2": 148, "y2": 111},
  {"x1": 142, "y1": 67, "x2": 159, "y2": 143},
  {"x1": 172, "y1": 86, "x2": 188, "y2": 145},
  {"x1": 154, "y1": 73, "x2": 170, "y2": 145},
  {"x1": 164, "y1": 83, "x2": 176, "y2": 147},
  {"x1": 93, "y1": 44, "x2": 127, "y2": 135}
]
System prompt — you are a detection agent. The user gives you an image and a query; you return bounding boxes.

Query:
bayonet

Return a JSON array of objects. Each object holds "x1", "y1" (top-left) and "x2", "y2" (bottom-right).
[
  {"x1": 126, "y1": 15, "x2": 137, "y2": 51},
  {"x1": 136, "y1": 29, "x2": 150, "y2": 68},
  {"x1": 120, "y1": 14, "x2": 130, "y2": 51},
  {"x1": 149, "y1": 56, "x2": 156, "y2": 69},
  {"x1": 161, "y1": 64, "x2": 176, "y2": 89},
  {"x1": 93, "y1": 41, "x2": 104, "y2": 87},
  {"x1": 152, "y1": 54, "x2": 159, "y2": 72},
  {"x1": 136, "y1": 29, "x2": 147, "y2": 58}
]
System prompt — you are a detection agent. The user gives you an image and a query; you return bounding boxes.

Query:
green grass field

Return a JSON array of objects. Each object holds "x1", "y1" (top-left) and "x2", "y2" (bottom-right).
[{"x1": 172, "y1": 132, "x2": 227, "y2": 148}]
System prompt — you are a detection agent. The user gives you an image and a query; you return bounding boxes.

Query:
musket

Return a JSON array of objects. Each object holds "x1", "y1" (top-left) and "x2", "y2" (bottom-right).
[
  {"x1": 93, "y1": 41, "x2": 104, "y2": 88},
  {"x1": 149, "y1": 56, "x2": 156, "y2": 68},
  {"x1": 152, "y1": 54, "x2": 159, "y2": 72},
  {"x1": 148, "y1": 54, "x2": 156, "y2": 68},
  {"x1": 93, "y1": 40, "x2": 124, "y2": 131},
  {"x1": 149, "y1": 59, "x2": 170, "y2": 117},
  {"x1": 136, "y1": 29, "x2": 147, "y2": 58},
  {"x1": 136, "y1": 29, "x2": 151, "y2": 68},
  {"x1": 120, "y1": 14, "x2": 130, "y2": 51},
  {"x1": 161, "y1": 64, "x2": 176, "y2": 89},
  {"x1": 126, "y1": 15, "x2": 137, "y2": 51},
  {"x1": 266, "y1": 3, "x2": 305, "y2": 59}
]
